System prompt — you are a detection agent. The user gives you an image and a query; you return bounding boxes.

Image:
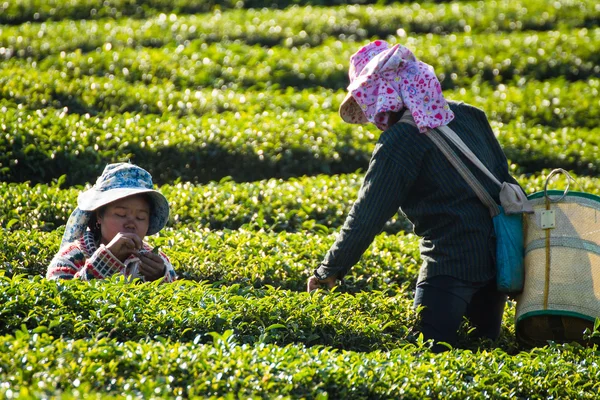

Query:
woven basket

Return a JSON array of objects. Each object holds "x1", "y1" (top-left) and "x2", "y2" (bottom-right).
[{"x1": 515, "y1": 187, "x2": 600, "y2": 347}]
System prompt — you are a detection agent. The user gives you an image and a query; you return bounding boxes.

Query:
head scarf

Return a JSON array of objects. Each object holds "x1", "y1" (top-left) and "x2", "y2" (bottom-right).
[{"x1": 339, "y1": 40, "x2": 454, "y2": 132}]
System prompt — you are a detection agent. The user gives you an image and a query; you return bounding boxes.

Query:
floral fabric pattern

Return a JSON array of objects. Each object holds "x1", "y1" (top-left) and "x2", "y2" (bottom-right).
[{"x1": 339, "y1": 40, "x2": 454, "y2": 132}]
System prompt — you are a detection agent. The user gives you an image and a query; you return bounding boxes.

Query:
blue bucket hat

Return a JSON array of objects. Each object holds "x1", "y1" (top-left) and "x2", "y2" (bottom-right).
[{"x1": 61, "y1": 163, "x2": 170, "y2": 247}]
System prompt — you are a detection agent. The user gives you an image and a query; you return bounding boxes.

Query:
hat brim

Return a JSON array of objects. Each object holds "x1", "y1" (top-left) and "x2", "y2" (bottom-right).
[
  {"x1": 78, "y1": 188, "x2": 170, "y2": 236},
  {"x1": 339, "y1": 91, "x2": 369, "y2": 125}
]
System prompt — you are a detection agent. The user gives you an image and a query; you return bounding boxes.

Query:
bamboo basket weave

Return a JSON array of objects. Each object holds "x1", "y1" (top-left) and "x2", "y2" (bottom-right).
[{"x1": 515, "y1": 183, "x2": 600, "y2": 346}]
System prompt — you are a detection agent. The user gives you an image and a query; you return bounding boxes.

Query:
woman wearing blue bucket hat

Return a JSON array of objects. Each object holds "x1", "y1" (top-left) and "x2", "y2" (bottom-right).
[{"x1": 47, "y1": 163, "x2": 177, "y2": 283}]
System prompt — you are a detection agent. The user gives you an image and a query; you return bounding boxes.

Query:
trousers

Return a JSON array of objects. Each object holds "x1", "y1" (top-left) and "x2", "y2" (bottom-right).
[{"x1": 413, "y1": 275, "x2": 507, "y2": 352}]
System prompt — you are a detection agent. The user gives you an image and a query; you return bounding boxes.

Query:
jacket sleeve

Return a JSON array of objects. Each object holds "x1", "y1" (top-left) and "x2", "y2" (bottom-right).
[
  {"x1": 46, "y1": 242, "x2": 85, "y2": 280},
  {"x1": 73, "y1": 245, "x2": 127, "y2": 280},
  {"x1": 314, "y1": 142, "x2": 418, "y2": 280},
  {"x1": 47, "y1": 240, "x2": 127, "y2": 281}
]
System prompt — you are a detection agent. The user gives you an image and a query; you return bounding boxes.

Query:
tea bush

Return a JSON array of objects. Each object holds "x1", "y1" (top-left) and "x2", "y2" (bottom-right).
[
  {"x1": 1, "y1": 0, "x2": 599, "y2": 398},
  {"x1": 2, "y1": 170, "x2": 598, "y2": 233},
  {"x1": 1, "y1": 0, "x2": 597, "y2": 36},
  {"x1": 0, "y1": 274, "x2": 418, "y2": 350},
  {"x1": 12, "y1": 29, "x2": 594, "y2": 91},
  {"x1": 0, "y1": 329, "x2": 598, "y2": 398},
  {"x1": 1, "y1": 77, "x2": 599, "y2": 184},
  {"x1": 1, "y1": 227, "x2": 423, "y2": 293}
]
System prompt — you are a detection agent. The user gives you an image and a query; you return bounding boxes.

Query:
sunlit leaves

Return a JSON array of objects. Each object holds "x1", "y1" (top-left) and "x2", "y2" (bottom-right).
[
  {"x1": 0, "y1": 275, "x2": 417, "y2": 350},
  {"x1": 1, "y1": 78, "x2": 599, "y2": 185},
  {"x1": 1, "y1": 1, "x2": 597, "y2": 51},
  {"x1": 1, "y1": 0, "x2": 599, "y2": 398},
  {"x1": 0, "y1": 329, "x2": 599, "y2": 398},
  {"x1": 0, "y1": 226, "x2": 422, "y2": 292}
]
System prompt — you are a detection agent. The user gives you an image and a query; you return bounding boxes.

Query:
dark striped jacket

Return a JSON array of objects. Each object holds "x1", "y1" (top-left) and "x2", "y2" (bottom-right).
[{"x1": 315, "y1": 101, "x2": 518, "y2": 283}]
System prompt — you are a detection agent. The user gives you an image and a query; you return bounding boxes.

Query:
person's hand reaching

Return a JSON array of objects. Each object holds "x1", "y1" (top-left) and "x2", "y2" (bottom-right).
[
  {"x1": 137, "y1": 251, "x2": 167, "y2": 282},
  {"x1": 307, "y1": 275, "x2": 337, "y2": 292},
  {"x1": 105, "y1": 232, "x2": 143, "y2": 262}
]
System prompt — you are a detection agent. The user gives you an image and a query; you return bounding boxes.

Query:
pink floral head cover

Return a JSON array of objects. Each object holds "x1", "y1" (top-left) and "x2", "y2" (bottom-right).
[{"x1": 339, "y1": 40, "x2": 454, "y2": 132}]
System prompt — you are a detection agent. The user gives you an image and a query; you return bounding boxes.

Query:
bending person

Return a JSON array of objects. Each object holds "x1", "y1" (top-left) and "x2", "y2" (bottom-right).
[
  {"x1": 307, "y1": 40, "x2": 519, "y2": 351},
  {"x1": 47, "y1": 163, "x2": 177, "y2": 283}
]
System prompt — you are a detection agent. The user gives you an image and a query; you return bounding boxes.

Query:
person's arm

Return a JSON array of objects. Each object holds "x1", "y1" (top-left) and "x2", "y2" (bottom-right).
[
  {"x1": 74, "y1": 232, "x2": 150, "y2": 280},
  {"x1": 47, "y1": 236, "x2": 131, "y2": 281},
  {"x1": 46, "y1": 242, "x2": 86, "y2": 280},
  {"x1": 312, "y1": 141, "x2": 419, "y2": 285}
]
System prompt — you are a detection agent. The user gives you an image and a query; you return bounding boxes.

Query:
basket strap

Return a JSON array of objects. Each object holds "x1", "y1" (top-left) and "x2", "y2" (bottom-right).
[
  {"x1": 437, "y1": 124, "x2": 503, "y2": 188},
  {"x1": 544, "y1": 196, "x2": 551, "y2": 310},
  {"x1": 399, "y1": 111, "x2": 500, "y2": 216}
]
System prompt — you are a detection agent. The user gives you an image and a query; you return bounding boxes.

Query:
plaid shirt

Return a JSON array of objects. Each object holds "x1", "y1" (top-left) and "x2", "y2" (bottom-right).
[
  {"x1": 316, "y1": 102, "x2": 518, "y2": 283},
  {"x1": 47, "y1": 229, "x2": 177, "y2": 282}
]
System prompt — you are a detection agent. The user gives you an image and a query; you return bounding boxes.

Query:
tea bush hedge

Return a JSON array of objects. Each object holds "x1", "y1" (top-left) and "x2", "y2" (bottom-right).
[
  {"x1": 1, "y1": 227, "x2": 423, "y2": 293},
  {"x1": 2, "y1": 0, "x2": 599, "y2": 398},
  {"x1": 0, "y1": 274, "x2": 418, "y2": 350},
  {"x1": 3, "y1": 29, "x2": 598, "y2": 90},
  {"x1": 0, "y1": 173, "x2": 411, "y2": 233},
  {"x1": 1, "y1": 77, "x2": 599, "y2": 184},
  {"x1": 2, "y1": 170, "x2": 598, "y2": 234},
  {"x1": 1, "y1": 330, "x2": 598, "y2": 399},
  {"x1": 17, "y1": 29, "x2": 597, "y2": 91},
  {"x1": 1, "y1": 69, "x2": 596, "y2": 125},
  {"x1": 0, "y1": 103, "x2": 374, "y2": 185},
  {"x1": 1, "y1": 0, "x2": 597, "y2": 35}
]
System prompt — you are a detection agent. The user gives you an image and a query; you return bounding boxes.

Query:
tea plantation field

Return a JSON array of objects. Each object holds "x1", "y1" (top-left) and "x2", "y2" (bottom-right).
[{"x1": 2, "y1": 0, "x2": 600, "y2": 398}]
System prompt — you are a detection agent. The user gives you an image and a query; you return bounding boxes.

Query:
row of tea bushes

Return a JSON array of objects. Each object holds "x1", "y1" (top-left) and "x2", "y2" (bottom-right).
[
  {"x1": 2, "y1": 100, "x2": 599, "y2": 185},
  {"x1": 3, "y1": 29, "x2": 597, "y2": 92},
  {"x1": 1, "y1": 0, "x2": 486, "y2": 25},
  {"x1": 2, "y1": 0, "x2": 596, "y2": 47},
  {"x1": 0, "y1": 274, "x2": 419, "y2": 350},
  {"x1": 20, "y1": 29, "x2": 599, "y2": 91},
  {"x1": 3, "y1": 329, "x2": 597, "y2": 399},
  {"x1": 497, "y1": 122, "x2": 600, "y2": 176},
  {"x1": 0, "y1": 173, "x2": 410, "y2": 233},
  {"x1": 2, "y1": 170, "x2": 597, "y2": 233},
  {"x1": 0, "y1": 103, "x2": 375, "y2": 185},
  {"x1": 1, "y1": 227, "x2": 422, "y2": 292},
  {"x1": 1, "y1": 63, "x2": 596, "y2": 126},
  {"x1": 0, "y1": 0, "x2": 235, "y2": 24}
]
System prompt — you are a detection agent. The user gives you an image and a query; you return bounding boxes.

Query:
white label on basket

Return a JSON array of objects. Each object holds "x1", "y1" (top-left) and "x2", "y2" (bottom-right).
[{"x1": 541, "y1": 210, "x2": 556, "y2": 229}]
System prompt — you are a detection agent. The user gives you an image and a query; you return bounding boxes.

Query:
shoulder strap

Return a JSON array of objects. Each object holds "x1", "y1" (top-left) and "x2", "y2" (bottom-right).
[
  {"x1": 399, "y1": 111, "x2": 500, "y2": 216},
  {"x1": 400, "y1": 111, "x2": 502, "y2": 187},
  {"x1": 436, "y1": 125, "x2": 502, "y2": 187}
]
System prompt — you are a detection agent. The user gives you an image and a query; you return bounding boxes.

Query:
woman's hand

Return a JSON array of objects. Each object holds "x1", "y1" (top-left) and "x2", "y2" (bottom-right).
[
  {"x1": 307, "y1": 275, "x2": 337, "y2": 292},
  {"x1": 105, "y1": 232, "x2": 143, "y2": 262},
  {"x1": 137, "y1": 251, "x2": 166, "y2": 282}
]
